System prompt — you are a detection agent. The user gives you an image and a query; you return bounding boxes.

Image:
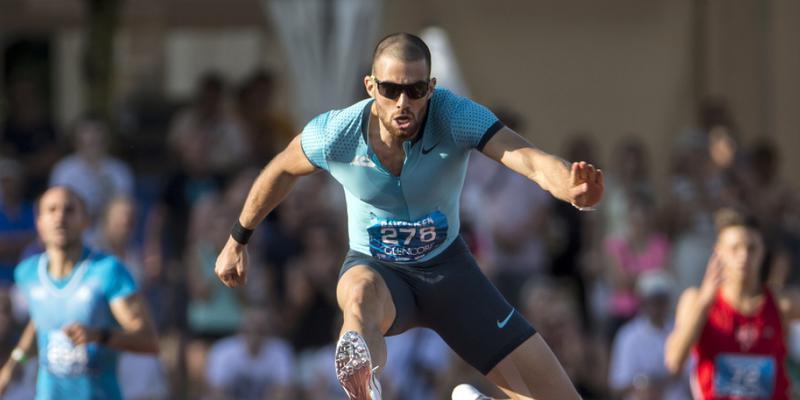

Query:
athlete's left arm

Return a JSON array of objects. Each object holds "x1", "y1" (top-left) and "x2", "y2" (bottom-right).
[
  {"x1": 63, "y1": 293, "x2": 159, "y2": 354},
  {"x1": 481, "y1": 127, "x2": 604, "y2": 208}
]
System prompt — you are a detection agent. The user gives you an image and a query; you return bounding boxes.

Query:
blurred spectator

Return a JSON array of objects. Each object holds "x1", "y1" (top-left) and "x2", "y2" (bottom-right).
[
  {"x1": 479, "y1": 162, "x2": 551, "y2": 304},
  {"x1": 205, "y1": 307, "x2": 295, "y2": 400},
  {"x1": 168, "y1": 72, "x2": 248, "y2": 175},
  {"x1": 94, "y1": 196, "x2": 147, "y2": 282},
  {"x1": 49, "y1": 116, "x2": 134, "y2": 220},
  {"x1": 608, "y1": 271, "x2": 690, "y2": 400},
  {"x1": 118, "y1": 352, "x2": 170, "y2": 400},
  {"x1": 604, "y1": 191, "x2": 670, "y2": 335},
  {"x1": 744, "y1": 140, "x2": 794, "y2": 232},
  {"x1": 707, "y1": 125, "x2": 750, "y2": 210},
  {"x1": 602, "y1": 137, "x2": 653, "y2": 238},
  {"x1": 521, "y1": 277, "x2": 608, "y2": 398},
  {"x1": 1, "y1": 78, "x2": 62, "y2": 198},
  {"x1": 0, "y1": 158, "x2": 36, "y2": 284},
  {"x1": 235, "y1": 70, "x2": 295, "y2": 164},
  {"x1": 185, "y1": 190, "x2": 244, "y2": 338},
  {"x1": 283, "y1": 222, "x2": 344, "y2": 350}
]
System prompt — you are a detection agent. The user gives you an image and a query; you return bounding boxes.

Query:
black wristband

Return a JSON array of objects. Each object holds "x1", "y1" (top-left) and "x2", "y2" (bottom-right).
[
  {"x1": 231, "y1": 220, "x2": 254, "y2": 245},
  {"x1": 99, "y1": 328, "x2": 112, "y2": 345}
]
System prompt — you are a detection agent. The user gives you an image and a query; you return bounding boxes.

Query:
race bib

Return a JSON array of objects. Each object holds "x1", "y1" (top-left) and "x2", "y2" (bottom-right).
[
  {"x1": 367, "y1": 211, "x2": 448, "y2": 262},
  {"x1": 713, "y1": 354, "x2": 775, "y2": 399},
  {"x1": 46, "y1": 330, "x2": 89, "y2": 376}
]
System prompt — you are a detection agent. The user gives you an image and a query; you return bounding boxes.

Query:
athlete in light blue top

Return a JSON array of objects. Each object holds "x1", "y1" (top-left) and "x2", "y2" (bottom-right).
[
  {"x1": 215, "y1": 33, "x2": 604, "y2": 400},
  {"x1": 301, "y1": 86, "x2": 502, "y2": 263},
  {"x1": 0, "y1": 187, "x2": 159, "y2": 400}
]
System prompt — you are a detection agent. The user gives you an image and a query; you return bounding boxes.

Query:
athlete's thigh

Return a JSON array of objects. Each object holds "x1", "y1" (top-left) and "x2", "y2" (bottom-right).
[
  {"x1": 487, "y1": 333, "x2": 580, "y2": 400},
  {"x1": 418, "y1": 244, "x2": 535, "y2": 375},
  {"x1": 337, "y1": 253, "x2": 418, "y2": 335},
  {"x1": 336, "y1": 265, "x2": 396, "y2": 330}
]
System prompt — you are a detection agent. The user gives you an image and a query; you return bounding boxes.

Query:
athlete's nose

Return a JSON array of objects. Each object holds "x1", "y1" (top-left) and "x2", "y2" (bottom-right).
[{"x1": 395, "y1": 91, "x2": 411, "y2": 108}]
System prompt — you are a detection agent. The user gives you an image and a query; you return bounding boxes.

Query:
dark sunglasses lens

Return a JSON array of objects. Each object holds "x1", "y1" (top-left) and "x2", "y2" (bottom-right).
[
  {"x1": 378, "y1": 82, "x2": 403, "y2": 99},
  {"x1": 408, "y1": 82, "x2": 429, "y2": 99},
  {"x1": 376, "y1": 80, "x2": 429, "y2": 99}
]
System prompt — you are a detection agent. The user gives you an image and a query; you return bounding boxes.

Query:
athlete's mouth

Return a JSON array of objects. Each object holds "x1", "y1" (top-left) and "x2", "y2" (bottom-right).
[{"x1": 394, "y1": 115, "x2": 413, "y2": 130}]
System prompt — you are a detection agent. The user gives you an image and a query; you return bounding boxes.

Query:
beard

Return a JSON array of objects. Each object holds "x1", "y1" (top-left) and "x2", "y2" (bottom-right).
[{"x1": 378, "y1": 106, "x2": 421, "y2": 140}]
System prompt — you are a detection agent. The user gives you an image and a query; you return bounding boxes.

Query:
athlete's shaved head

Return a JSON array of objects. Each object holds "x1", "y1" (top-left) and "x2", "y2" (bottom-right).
[
  {"x1": 372, "y1": 33, "x2": 431, "y2": 76},
  {"x1": 36, "y1": 186, "x2": 90, "y2": 250},
  {"x1": 36, "y1": 186, "x2": 88, "y2": 217}
]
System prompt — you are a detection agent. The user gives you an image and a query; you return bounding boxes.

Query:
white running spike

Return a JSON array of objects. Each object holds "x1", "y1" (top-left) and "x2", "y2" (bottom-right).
[
  {"x1": 452, "y1": 383, "x2": 492, "y2": 400},
  {"x1": 335, "y1": 331, "x2": 382, "y2": 400}
]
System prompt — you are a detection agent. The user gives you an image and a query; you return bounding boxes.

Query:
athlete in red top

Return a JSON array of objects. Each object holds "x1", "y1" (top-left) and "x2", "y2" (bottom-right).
[{"x1": 665, "y1": 208, "x2": 800, "y2": 399}]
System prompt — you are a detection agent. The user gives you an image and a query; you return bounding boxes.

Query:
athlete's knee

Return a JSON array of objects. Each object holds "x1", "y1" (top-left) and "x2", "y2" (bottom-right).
[
  {"x1": 341, "y1": 276, "x2": 386, "y2": 319},
  {"x1": 346, "y1": 276, "x2": 382, "y2": 306}
]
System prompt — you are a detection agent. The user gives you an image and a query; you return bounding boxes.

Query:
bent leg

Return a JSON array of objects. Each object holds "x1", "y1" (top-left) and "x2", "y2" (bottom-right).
[
  {"x1": 336, "y1": 264, "x2": 396, "y2": 370},
  {"x1": 486, "y1": 333, "x2": 580, "y2": 400}
]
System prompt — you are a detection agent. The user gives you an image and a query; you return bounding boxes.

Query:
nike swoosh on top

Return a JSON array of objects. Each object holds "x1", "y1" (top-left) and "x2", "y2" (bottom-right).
[
  {"x1": 421, "y1": 142, "x2": 440, "y2": 154},
  {"x1": 496, "y1": 308, "x2": 515, "y2": 329}
]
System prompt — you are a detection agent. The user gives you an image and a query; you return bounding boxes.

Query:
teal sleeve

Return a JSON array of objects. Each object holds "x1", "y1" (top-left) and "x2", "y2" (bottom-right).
[
  {"x1": 102, "y1": 258, "x2": 138, "y2": 303},
  {"x1": 13, "y1": 255, "x2": 38, "y2": 292},
  {"x1": 300, "y1": 112, "x2": 331, "y2": 170},
  {"x1": 447, "y1": 94, "x2": 503, "y2": 150}
]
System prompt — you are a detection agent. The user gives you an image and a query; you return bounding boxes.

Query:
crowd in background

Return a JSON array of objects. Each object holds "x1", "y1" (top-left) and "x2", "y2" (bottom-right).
[{"x1": 0, "y1": 69, "x2": 798, "y2": 400}]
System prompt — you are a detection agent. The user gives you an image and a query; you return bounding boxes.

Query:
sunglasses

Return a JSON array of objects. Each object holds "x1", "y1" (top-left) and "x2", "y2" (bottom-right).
[{"x1": 370, "y1": 76, "x2": 430, "y2": 100}]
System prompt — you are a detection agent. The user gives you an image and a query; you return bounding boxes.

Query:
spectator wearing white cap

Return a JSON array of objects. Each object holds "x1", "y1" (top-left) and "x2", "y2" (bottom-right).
[{"x1": 609, "y1": 271, "x2": 691, "y2": 400}]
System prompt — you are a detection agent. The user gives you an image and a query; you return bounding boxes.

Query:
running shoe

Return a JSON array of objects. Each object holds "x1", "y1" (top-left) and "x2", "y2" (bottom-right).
[
  {"x1": 452, "y1": 383, "x2": 493, "y2": 400},
  {"x1": 335, "y1": 331, "x2": 382, "y2": 400}
]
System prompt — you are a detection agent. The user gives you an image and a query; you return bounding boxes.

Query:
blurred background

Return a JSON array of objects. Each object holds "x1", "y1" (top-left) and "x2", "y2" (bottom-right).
[{"x1": 0, "y1": 0, "x2": 798, "y2": 399}]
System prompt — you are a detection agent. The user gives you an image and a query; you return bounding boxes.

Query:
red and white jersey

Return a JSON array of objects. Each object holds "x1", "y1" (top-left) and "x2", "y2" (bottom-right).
[{"x1": 692, "y1": 287, "x2": 789, "y2": 400}]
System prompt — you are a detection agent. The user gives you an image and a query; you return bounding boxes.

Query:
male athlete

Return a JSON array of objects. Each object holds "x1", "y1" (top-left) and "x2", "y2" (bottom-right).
[
  {"x1": 215, "y1": 33, "x2": 603, "y2": 400},
  {"x1": 0, "y1": 187, "x2": 159, "y2": 399},
  {"x1": 665, "y1": 209, "x2": 800, "y2": 399}
]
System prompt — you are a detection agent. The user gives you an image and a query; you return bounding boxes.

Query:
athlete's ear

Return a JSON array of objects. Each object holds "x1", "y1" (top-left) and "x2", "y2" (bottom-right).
[
  {"x1": 364, "y1": 75, "x2": 375, "y2": 98},
  {"x1": 427, "y1": 77, "x2": 437, "y2": 99}
]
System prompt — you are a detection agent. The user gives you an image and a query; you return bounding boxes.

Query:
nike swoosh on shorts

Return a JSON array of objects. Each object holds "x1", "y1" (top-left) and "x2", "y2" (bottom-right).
[{"x1": 496, "y1": 308, "x2": 515, "y2": 329}]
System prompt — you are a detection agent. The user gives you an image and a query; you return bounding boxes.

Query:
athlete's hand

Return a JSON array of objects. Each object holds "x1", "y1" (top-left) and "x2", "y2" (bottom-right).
[
  {"x1": 63, "y1": 323, "x2": 101, "y2": 345},
  {"x1": 215, "y1": 237, "x2": 249, "y2": 288},
  {"x1": 698, "y1": 252, "x2": 724, "y2": 307},
  {"x1": 569, "y1": 161, "x2": 604, "y2": 208}
]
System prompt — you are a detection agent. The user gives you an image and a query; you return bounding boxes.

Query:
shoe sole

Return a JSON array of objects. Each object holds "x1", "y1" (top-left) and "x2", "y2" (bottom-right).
[{"x1": 336, "y1": 331, "x2": 374, "y2": 400}]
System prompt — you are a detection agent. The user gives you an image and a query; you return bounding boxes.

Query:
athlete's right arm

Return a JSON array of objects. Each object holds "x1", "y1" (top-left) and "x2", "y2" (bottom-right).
[
  {"x1": 481, "y1": 127, "x2": 604, "y2": 209},
  {"x1": 0, "y1": 320, "x2": 36, "y2": 395},
  {"x1": 664, "y1": 254, "x2": 723, "y2": 374},
  {"x1": 215, "y1": 134, "x2": 318, "y2": 288}
]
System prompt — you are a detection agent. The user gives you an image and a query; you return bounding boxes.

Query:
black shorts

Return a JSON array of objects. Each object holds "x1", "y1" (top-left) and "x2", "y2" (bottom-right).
[{"x1": 340, "y1": 237, "x2": 536, "y2": 375}]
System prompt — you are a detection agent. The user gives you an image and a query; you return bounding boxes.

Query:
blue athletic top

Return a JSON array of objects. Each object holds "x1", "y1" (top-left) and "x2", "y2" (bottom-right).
[
  {"x1": 14, "y1": 247, "x2": 138, "y2": 400},
  {"x1": 301, "y1": 88, "x2": 503, "y2": 262}
]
